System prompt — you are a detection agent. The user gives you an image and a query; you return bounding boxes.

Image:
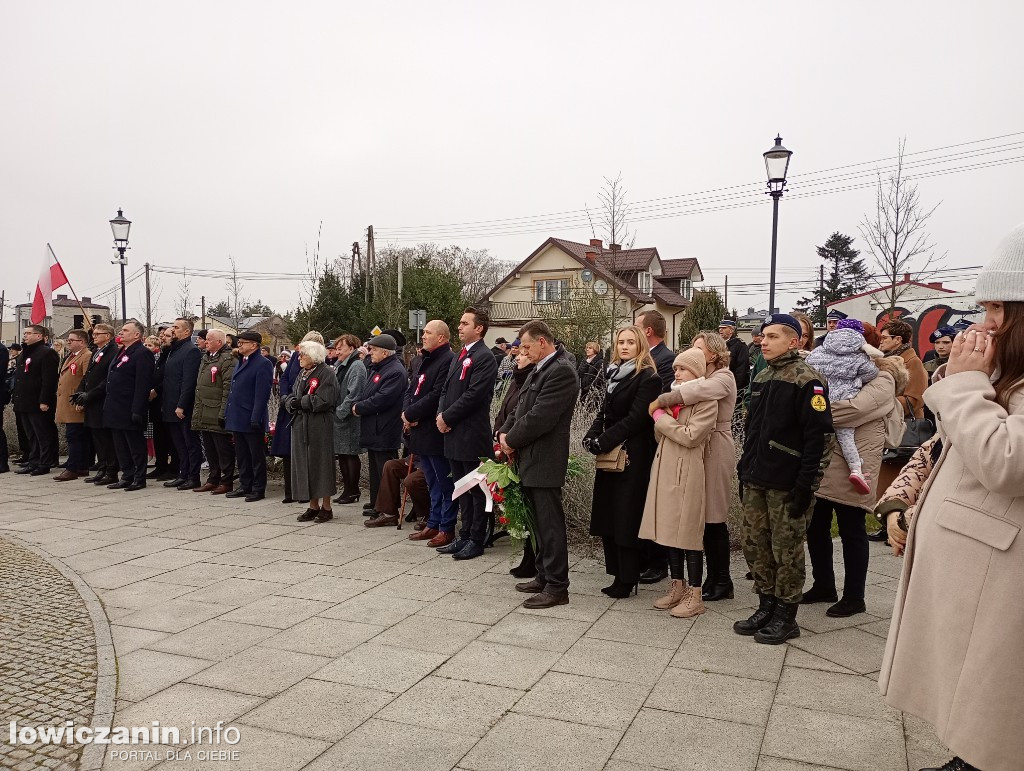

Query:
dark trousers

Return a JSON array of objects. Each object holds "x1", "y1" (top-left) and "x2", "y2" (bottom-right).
[
  {"x1": 22, "y1": 411, "x2": 58, "y2": 469},
  {"x1": 807, "y1": 497, "x2": 869, "y2": 601},
  {"x1": 420, "y1": 454, "x2": 459, "y2": 533},
  {"x1": 151, "y1": 417, "x2": 175, "y2": 472},
  {"x1": 450, "y1": 458, "x2": 489, "y2": 546},
  {"x1": 368, "y1": 449, "x2": 399, "y2": 508},
  {"x1": 15, "y1": 411, "x2": 29, "y2": 457},
  {"x1": 641, "y1": 540, "x2": 669, "y2": 573},
  {"x1": 668, "y1": 548, "x2": 704, "y2": 588},
  {"x1": 64, "y1": 423, "x2": 93, "y2": 471},
  {"x1": 166, "y1": 419, "x2": 203, "y2": 482},
  {"x1": 90, "y1": 427, "x2": 117, "y2": 477},
  {"x1": 337, "y1": 454, "x2": 361, "y2": 498},
  {"x1": 603, "y1": 539, "x2": 641, "y2": 585},
  {"x1": 112, "y1": 429, "x2": 147, "y2": 484},
  {"x1": 0, "y1": 406, "x2": 8, "y2": 465},
  {"x1": 201, "y1": 431, "x2": 235, "y2": 486},
  {"x1": 233, "y1": 430, "x2": 267, "y2": 494},
  {"x1": 523, "y1": 485, "x2": 570, "y2": 594},
  {"x1": 376, "y1": 459, "x2": 430, "y2": 517}
]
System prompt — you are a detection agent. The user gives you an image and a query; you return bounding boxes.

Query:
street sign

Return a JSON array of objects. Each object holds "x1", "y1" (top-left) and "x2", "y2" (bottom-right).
[
  {"x1": 371, "y1": 325, "x2": 383, "y2": 336},
  {"x1": 409, "y1": 309, "x2": 426, "y2": 342}
]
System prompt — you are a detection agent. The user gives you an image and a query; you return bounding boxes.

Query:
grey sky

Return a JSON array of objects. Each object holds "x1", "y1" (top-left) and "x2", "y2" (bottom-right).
[{"x1": 2, "y1": 1, "x2": 1021, "y2": 324}]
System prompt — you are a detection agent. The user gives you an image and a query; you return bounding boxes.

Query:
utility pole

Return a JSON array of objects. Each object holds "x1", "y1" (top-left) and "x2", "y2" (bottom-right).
[
  {"x1": 724, "y1": 275, "x2": 728, "y2": 310},
  {"x1": 351, "y1": 242, "x2": 360, "y2": 286},
  {"x1": 0, "y1": 291, "x2": 5, "y2": 337},
  {"x1": 819, "y1": 265, "x2": 825, "y2": 325},
  {"x1": 397, "y1": 249, "x2": 404, "y2": 302},
  {"x1": 364, "y1": 227, "x2": 372, "y2": 303},
  {"x1": 201, "y1": 295, "x2": 206, "y2": 330},
  {"x1": 366, "y1": 225, "x2": 377, "y2": 302},
  {"x1": 144, "y1": 263, "x2": 152, "y2": 333}
]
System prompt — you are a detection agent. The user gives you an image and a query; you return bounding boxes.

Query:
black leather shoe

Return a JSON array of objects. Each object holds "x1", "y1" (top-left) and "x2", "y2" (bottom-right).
[
  {"x1": 94, "y1": 475, "x2": 118, "y2": 485},
  {"x1": 314, "y1": 509, "x2": 333, "y2": 523},
  {"x1": 921, "y1": 757, "x2": 978, "y2": 771},
  {"x1": 734, "y1": 594, "x2": 777, "y2": 636},
  {"x1": 107, "y1": 480, "x2": 131, "y2": 489},
  {"x1": 436, "y1": 538, "x2": 468, "y2": 554},
  {"x1": 362, "y1": 501, "x2": 374, "y2": 510},
  {"x1": 826, "y1": 597, "x2": 867, "y2": 617},
  {"x1": 163, "y1": 477, "x2": 186, "y2": 488},
  {"x1": 867, "y1": 528, "x2": 889, "y2": 542},
  {"x1": 336, "y1": 493, "x2": 360, "y2": 504},
  {"x1": 0, "y1": 464, "x2": 9, "y2": 474},
  {"x1": 638, "y1": 567, "x2": 668, "y2": 584},
  {"x1": 124, "y1": 482, "x2": 146, "y2": 491},
  {"x1": 800, "y1": 584, "x2": 838, "y2": 604},
  {"x1": 281, "y1": 497, "x2": 295, "y2": 504},
  {"x1": 296, "y1": 508, "x2": 318, "y2": 522},
  {"x1": 29, "y1": 467, "x2": 51, "y2": 476},
  {"x1": 244, "y1": 492, "x2": 265, "y2": 502},
  {"x1": 177, "y1": 479, "x2": 200, "y2": 491},
  {"x1": 452, "y1": 541, "x2": 484, "y2": 560},
  {"x1": 83, "y1": 474, "x2": 104, "y2": 483},
  {"x1": 15, "y1": 466, "x2": 37, "y2": 475},
  {"x1": 754, "y1": 601, "x2": 801, "y2": 645},
  {"x1": 225, "y1": 489, "x2": 251, "y2": 499}
]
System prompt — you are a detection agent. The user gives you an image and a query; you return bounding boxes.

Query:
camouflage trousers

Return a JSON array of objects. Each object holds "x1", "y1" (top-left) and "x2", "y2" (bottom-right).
[{"x1": 740, "y1": 485, "x2": 813, "y2": 604}]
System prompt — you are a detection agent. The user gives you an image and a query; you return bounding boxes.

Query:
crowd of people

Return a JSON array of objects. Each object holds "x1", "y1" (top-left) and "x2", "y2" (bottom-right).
[{"x1": 2, "y1": 225, "x2": 1023, "y2": 770}]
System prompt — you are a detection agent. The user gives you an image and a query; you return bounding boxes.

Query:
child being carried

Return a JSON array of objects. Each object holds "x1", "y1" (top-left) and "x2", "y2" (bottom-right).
[{"x1": 805, "y1": 318, "x2": 881, "y2": 494}]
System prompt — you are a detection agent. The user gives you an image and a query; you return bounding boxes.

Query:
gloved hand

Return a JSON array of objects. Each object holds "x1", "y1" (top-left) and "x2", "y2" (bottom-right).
[
  {"x1": 250, "y1": 421, "x2": 262, "y2": 433},
  {"x1": 218, "y1": 417, "x2": 226, "y2": 429},
  {"x1": 784, "y1": 487, "x2": 814, "y2": 519},
  {"x1": 131, "y1": 413, "x2": 146, "y2": 428},
  {"x1": 582, "y1": 437, "x2": 601, "y2": 455},
  {"x1": 282, "y1": 396, "x2": 295, "y2": 414}
]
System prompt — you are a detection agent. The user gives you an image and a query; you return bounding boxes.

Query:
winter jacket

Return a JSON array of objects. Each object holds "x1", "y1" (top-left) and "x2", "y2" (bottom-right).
[
  {"x1": 191, "y1": 347, "x2": 237, "y2": 433},
  {"x1": 55, "y1": 347, "x2": 91, "y2": 424},
  {"x1": 805, "y1": 328, "x2": 879, "y2": 402},
  {"x1": 439, "y1": 340, "x2": 499, "y2": 461},
  {"x1": 224, "y1": 353, "x2": 273, "y2": 433},
  {"x1": 332, "y1": 351, "x2": 367, "y2": 456},
  {"x1": 12, "y1": 340, "x2": 59, "y2": 413},
  {"x1": 739, "y1": 350, "x2": 834, "y2": 494},
  {"x1": 76, "y1": 342, "x2": 119, "y2": 428},
  {"x1": 354, "y1": 353, "x2": 407, "y2": 451},
  {"x1": 726, "y1": 336, "x2": 750, "y2": 393},
  {"x1": 160, "y1": 336, "x2": 202, "y2": 422},
  {"x1": 403, "y1": 344, "x2": 455, "y2": 457},
  {"x1": 102, "y1": 341, "x2": 155, "y2": 430}
]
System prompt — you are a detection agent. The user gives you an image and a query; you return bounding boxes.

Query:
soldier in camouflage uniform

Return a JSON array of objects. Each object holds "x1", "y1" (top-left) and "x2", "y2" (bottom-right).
[{"x1": 734, "y1": 313, "x2": 834, "y2": 644}]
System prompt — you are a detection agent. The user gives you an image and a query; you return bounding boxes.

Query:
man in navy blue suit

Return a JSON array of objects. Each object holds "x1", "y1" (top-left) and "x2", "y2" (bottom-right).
[
  {"x1": 224, "y1": 331, "x2": 274, "y2": 502},
  {"x1": 103, "y1": 320, "x2": 155, "y2": 491}
]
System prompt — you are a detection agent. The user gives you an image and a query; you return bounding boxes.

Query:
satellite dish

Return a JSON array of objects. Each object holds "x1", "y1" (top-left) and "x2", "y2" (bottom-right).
[
  {"x1": 593, "y1": 279, "x2": 608, "y2": 296},
  {"x1": 581, "y1": 269, "x2": 593, "y2": 284}
]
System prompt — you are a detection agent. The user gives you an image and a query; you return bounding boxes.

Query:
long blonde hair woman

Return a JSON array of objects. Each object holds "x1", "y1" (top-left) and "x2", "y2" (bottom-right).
[{"x1": 584, "y1": 325, "x2": 663, "y2": 598}]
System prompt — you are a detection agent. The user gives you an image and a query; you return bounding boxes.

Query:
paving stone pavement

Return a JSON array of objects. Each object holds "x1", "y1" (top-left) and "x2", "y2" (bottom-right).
[{"x1": 0, "y1": 471, "x2": 954, "y2": 771}]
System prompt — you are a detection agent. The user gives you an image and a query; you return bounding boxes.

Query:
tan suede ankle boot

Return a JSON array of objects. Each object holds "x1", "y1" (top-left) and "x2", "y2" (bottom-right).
[
  {"x1": 654, "y1": 579, "x2": 688, "y2": 610},
  {"x1": 670, "y1": 583, "x2": 707, "y2": 618}
]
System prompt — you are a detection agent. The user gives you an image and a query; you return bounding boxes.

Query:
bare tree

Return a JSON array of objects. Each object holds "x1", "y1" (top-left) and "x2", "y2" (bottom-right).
[
  {"x1": 175, "y1": 269, "x2": 193, "y2": 318},
  {"x1": 589, "y1": 173, "x2": 639, "y2": 345},
  {"x1": 224, "y1": 256, "x2": 248, "y2": 332},
  {"x1": 859, "y1": 140, "x2": 946, "y2": 313}
]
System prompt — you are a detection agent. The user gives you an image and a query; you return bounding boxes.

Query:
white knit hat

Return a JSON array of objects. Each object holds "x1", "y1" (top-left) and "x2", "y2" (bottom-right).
[{"x1": 976, "y1": 222, "x2": 1024, "y2": 302}]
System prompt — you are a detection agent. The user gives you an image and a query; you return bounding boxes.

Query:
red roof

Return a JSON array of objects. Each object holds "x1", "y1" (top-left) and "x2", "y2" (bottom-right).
[
  {"x1": 826, "y1": 279, "x2": 956, "y2": 306},
  {"x1": 659, "y1": 258, "x2": 701, "y2": 281}
]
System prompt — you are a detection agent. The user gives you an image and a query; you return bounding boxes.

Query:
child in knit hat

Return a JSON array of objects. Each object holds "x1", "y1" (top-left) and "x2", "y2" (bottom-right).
[{"x1": 805, "y1": 318, "x2": 881, "y2": 493}]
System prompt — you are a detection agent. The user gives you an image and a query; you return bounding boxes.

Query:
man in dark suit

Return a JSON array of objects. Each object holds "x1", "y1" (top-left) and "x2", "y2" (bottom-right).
[
  {"x1": 75, "y1": 324, "x2": 119, "y2": 485},
  {"x1": 161, "y1": 317, "x2": 204, "y2": 490},
  {"x1": 401, "y1": 319, "x2": 457, "y2": 543},
  {"x1": 499, "y1": 320, "x2": 580, "y2": 608},
  {"x1": 437, "y1": 307, "x2": 499, "y2": 560},
  {"x1": 718, "y1": 319, "x2": 750, "y2": 395},
  {"x1": 224, "y1": 331, "x2": 274, "y2": 502},
  {"x1": 0, "y1": 341, "x2": 10, "y2": 473},
  {"x1": 12, "y1": 325, "x2": 60, "y2": 475},
  {"x1": 103, "y1": 320, "x2": 155, "y2": 491}
]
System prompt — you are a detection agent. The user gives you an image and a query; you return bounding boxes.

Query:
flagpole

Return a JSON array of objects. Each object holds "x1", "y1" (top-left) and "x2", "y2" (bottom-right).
[{"x1": 47, "y1": 243, "x2": 93, "y2": 331}]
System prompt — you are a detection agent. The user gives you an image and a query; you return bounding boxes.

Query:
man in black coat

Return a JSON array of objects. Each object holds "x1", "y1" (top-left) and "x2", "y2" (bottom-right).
[
  {"x1": 436, "y1": 307, "x2": 499, "y2": 560},
  {"x1": 13, "y1": 325, "x2": 60, "y2": 475},
  {"x1": 74, "y1": 324, "x2": 119, "y2": 484},
  {"x1": 719, "y1": 319, "x2": 750, "y2": 395},
  {"x1": 813, "y1": 309, "x2": 847, "y2": 349},
  {"x1": 638, "y1": 310, "x2": 674, "y2": 392},
  {"x1": 400, "y1": 319, "x2": 457, "y2": 542},
  {"x1": 148, "y1": 327, "x2": 177, "y2": 480},
  {"x1": 353, "y1": 334, "x2": 408, "y2": 514},
  {"x1": 499, "y1": 320, "x2": 580, "y2": 608},
  {"x1": 0, "y1": 341, "x2": 9, "y2": 472},
  {"x1": 103, "y1": 320, "x2": 155, "y2": 491},
  {"x1": 161, "y1": 318, "x2": 204, "y2": 490}
]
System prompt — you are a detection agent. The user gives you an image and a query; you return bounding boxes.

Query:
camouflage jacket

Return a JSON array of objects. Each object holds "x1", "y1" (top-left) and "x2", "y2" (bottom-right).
[{"x1": 739, "y1": 349, "x2": 834, "y2": 493}]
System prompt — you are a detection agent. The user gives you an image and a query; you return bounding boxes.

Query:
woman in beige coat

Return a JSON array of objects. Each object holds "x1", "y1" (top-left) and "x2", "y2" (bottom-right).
[
  {"x1": 650, "y1": 331, "x2": 737, "y2": 602},
  {"x1": 881, "y1": 225, "x2": 1024, "y2": 771},
  {"x1": 639, "y1": 348, "x2": 717, "y2": 618}
]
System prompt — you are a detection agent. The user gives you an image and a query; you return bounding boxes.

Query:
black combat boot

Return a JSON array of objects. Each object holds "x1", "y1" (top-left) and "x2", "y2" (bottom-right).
[
  {"x1": 733, "y1": 594, "x2": 776, "y2": 636},
  {"x1": 754, "y1": 600, "x2": 800, "y2": 645},
  {"x1": 920, "y1": 758, "x2": 978, "y2": 771}
]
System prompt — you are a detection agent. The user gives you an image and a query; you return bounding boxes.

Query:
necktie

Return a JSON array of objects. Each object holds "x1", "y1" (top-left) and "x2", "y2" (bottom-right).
[{"x1": 459, "y1": 347, "x2": 468, "y2": 359}]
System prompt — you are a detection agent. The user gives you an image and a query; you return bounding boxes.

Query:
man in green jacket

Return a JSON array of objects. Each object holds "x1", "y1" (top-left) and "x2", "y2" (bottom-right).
[{"x1": 191, "y1": 330, "x2": 237, "y2": 494}]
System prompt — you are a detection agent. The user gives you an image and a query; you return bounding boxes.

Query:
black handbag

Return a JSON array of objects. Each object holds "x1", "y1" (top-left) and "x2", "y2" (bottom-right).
[{"x1": 883, "y1": 397, "x2": 935, "y2": 462}]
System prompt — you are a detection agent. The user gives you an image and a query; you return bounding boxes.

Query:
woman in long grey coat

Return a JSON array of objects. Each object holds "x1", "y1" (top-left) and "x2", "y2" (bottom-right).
[
  {"x1": 284, "y1": 340, "x2": 340, "y2": 523},
  {"x1": 332, "y1": 334, "x2": 367, "y2": 504}
]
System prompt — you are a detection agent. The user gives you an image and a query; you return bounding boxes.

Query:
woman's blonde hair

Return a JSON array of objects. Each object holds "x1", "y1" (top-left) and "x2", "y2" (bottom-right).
[
  {"x1": 691, "y1": 330, "x2": 730, "y2": 371},
  {"x1": 585, "y1": 341, "x2": 600, "y2": 355},
  {"x1": 297, "y1": 340, "x2": 327, "y2": 365},
  {"x1": 791, "y1": 312, "x2": 815, "y2": 351},
  {"x1": 611, "y1": 325, "x2": 657, "y2": 374},
  {"x1": 144, "y1": 336, "x2": 160, "y2": 348},
  {"x1": 301, "y1": 331, "x2": 325, "y2": 345}
]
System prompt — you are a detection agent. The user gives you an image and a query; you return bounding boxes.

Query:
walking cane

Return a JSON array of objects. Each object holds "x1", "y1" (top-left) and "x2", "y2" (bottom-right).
[{"x1": 396, "y1": 453, "x2": 415, "y2": 531}]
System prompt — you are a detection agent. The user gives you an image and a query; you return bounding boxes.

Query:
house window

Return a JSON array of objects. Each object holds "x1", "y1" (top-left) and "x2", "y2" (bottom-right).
[
  {"x1": 638, "y1": 271, "x2": 653, "y2": 295},
  {"x1": 681, "y1": 278, "x2": 692, "y2": 301},
  {"x1": 535, "y1": 279, "x2": 569, "y2": 302}
]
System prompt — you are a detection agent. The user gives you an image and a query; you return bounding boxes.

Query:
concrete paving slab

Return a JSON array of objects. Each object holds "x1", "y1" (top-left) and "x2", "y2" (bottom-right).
[
  {"x1": 460, "y1": 712, "x2": 620, "y2": 771},
  {"x1": 481, "y1": 611, "x2": 590, "y2": 653},
  {"x1": 146, "y1": 618, "x2": 279, "y2": 660},
  {"x1": 217, "y1": 594, "x2": 334, "y2": 628},
  {"x1": 262, "y1": 616, "x2": 384, "y2": 656},
  {"x1": 186, "y1": 645, "x2": 332, "y2": 698},
  {"x1": 774, "y1": 667, "x2": 901, "y2": 722},
  {"x1": 613, "y1": 707, "x2": 762, "y2": 771},
  {"x1": 303, "y1": 718, "x2": 476, "y2": 771},
  {"x1": 646, "y1": 666, "x2": 775, "y2": 726},
  {"x1": 311, "y1": 641, "x2": 449, "y2": 693},
  {"x1": 377, "y1": 675, "x2": 523, "y2": 737},
  {"x1": 240, "y1": 679, "x2": 393, "y2": 741},
  {"x1": 554, "y1": 636, "x2": 673, "y2": 686},
  {"x1": 436, "y1": 640, "x2": 561, "y2": 690},
  {"x1": 318, "y1": 591, "x2": 428, "y2": 627},
  {"x1": 418, "y1": 590, "x2": 523, "y2": 625},
  {"x1": 116, "y1": 598, "x2": 234, "y2": 633},
  {"x1": 373, "y1": 613, "x2": 487, "y2": 655},
  {"x1": 788, "y1": 627, "x2": 887, "y2": 675},
  {"x1": 586, "y1": 607, "x2": 692, "y2": 650},
  {"x1": 115, "y1": 649, "x2": 212, "y2": 702},
  {"x1": 514, "y1": 670, "x2": 648, "y2": 730}
]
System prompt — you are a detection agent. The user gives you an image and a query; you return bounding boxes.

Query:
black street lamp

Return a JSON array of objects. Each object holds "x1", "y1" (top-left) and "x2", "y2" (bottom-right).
[
  {"x1": 109, "y1": 208, "x2": 131, "y2": 323},
  {"x1": 763, "y1": 135, "x2": 792, "y2": 316}
]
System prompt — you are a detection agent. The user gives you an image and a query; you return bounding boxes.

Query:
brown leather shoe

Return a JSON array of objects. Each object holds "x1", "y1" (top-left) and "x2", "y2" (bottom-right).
[
  {"x1": 408, "y1": 527, "x2": 439, "y2": 541},
  {"x1": 522, "y1": 591, "x2": 569, "y2": 609},
  {"x1": 426, "y1": 531, "x2": 455, "y2": 547},
  {"x1": 365, "y1": 513, "x2": 399, "y2": 528},
  {"x1": 193, "y1": 482, "x2": 218, "y2": 493},
  {"x1": 515, "y1": 578, "x2": 546, "y2": 594},
  {"x1": 210, "y1": 485, "x2": 231, "y2": 495},
  {"x1": 53, "y1": 470, "x2": 80, "y2": 482}
]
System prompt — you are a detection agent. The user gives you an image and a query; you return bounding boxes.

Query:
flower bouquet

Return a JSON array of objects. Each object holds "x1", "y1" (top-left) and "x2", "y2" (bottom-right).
[{"x1": 477, "y1": 454, "x2": 536, "y2": 550}]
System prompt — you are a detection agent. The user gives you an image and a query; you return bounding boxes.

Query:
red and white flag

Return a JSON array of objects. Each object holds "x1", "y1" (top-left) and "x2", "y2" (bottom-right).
[{"x1": 31, "y1": 245, "x2": 70, "y2": 324}]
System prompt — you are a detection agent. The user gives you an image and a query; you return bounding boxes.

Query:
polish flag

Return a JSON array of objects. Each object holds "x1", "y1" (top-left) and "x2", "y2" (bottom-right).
[{"x1": 31, "y1": 245, "x2": 70, "y2": 324}]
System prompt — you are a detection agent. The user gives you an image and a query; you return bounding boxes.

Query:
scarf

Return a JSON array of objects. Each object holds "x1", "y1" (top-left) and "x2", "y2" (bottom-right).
[
  {"x1": 512, "y1": 362, "x2": 535, "y2": 387},
  {"x1": 605, "y1": 359, "x2": 637, "y2": 393},
  {"x1": 886, "y1": 343, "x2": 913, "y2": 358}
]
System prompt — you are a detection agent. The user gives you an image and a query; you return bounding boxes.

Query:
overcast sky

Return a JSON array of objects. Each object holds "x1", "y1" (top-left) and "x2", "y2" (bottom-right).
[{"x1": 2, "y1": 1, "x2": 1022, "y2": 325}]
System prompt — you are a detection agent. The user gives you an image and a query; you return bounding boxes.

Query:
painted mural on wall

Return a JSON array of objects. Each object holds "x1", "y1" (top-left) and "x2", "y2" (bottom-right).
[{"x1": 875, "y1": 304, "x2": 981, "y2": 355}]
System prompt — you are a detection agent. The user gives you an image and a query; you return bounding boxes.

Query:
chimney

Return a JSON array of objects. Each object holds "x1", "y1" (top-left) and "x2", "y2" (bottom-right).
[
  {"x1": 589, "y1": 238, "x2": 603, "y2": 248},
  {"x1": 609, "y1": 243, "x2": 621, "y2": 253},
  {"x1": 747, "y1": 307, "x2": 754, "y2": 315},
  {"x1": 584, "y1": 250, "x2": 598, "y2": 262},
  {"x1": 81, "y1": 297, "x2": 91, "y2": 303},
  {"x1": 903, "y1": 273, "x2": 911, "y2": 282},
  {"x1": 56, "y1": 294, "x2": 67, "y2": 301},
  {"x1": 926, "y1": 282, "x2": 943, "y2": 290}
]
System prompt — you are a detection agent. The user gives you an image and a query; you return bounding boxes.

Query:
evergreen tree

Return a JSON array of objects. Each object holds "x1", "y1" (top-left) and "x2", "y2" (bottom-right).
[
  {"x1": 795, "y1": 232, "x2": 869, "y2": 325},
  {"x1": 678, "y1": 289, "x2": 728, "y2": 348}
]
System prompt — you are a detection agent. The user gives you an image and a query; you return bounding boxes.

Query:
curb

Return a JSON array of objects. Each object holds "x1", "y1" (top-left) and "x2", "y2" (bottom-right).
[{"x1": 5, "y1": 534, "x2": 116, "y2": 771}]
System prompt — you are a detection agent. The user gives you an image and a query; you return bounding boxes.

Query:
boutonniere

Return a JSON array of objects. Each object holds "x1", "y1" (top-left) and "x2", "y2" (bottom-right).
[
  {"x1": 117, "y1": 354, "x2": 129, "y2": 368},
  {"x1": 459, "y1": 357, "x2": 472, "y2": 381},
  {"x1": 95, "y1": 351, "x2": 104, "y2": 361},
  {"x1": 70, "y1": 362, "x2": 78, "y2": 375},
  {"x1": 308, "y1": 377, "x2": 320, "y2": 394},
  {"x1": 373, "y1": 374, "x2": 381, "y2": 383},
  {"x1": 210, "y1": 365, "x2": 219, "y2": 383},
  {"x1": 24, "y1": 357, "x2": 31, "y2": 373},
  {"x1": 414, "y1": 373, "x2": 426, "y2": 395}
]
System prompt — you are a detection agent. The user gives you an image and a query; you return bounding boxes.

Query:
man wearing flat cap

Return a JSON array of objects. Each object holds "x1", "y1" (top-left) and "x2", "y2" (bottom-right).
[
  {"x1": 718, "y1": 318, "x2": 750, "y2": 394},
  {"x1": 224, "y1": 330, "x2": 274, "y2": 501},
  {"x1": 814, "y1": 309, "x2": 848, "y2": 348},
  {"x1": 734, "y1": 313, "x2": 834, "y2": 645},
  {"x1": 353, "y1": 334, "x2": 408, "y2": 513}
]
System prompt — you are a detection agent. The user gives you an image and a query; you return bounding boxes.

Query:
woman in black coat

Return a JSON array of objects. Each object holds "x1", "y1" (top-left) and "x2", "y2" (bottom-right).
[
  {"x1": 583, "y1": 326, "x2": 662, "y2": 598},
  {"x1": 576, "y1": 341, "x2": 605, "y2": 406}
]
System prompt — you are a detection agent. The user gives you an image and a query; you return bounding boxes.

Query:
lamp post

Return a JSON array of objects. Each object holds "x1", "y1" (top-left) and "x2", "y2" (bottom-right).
[
  {"x1": 763, "y1": 135, "x2": 792, "y2": 316},
  {"x1": 109, "y1": 208, "x2": 131, "y2": 323}
]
